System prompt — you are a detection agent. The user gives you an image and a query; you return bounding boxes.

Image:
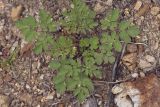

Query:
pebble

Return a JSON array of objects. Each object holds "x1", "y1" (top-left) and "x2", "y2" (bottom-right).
[
  {"x1": 139, "y1": 72, "x2": 145, "y2": 77},
  {"x1": 39, "y1": 75, "x2": 44, "y2": 80},
  {"x1": 131, "y1": 73, "x2": 139, "y2": 78},
  {"x1": 98, "y1": 100, "x2": 102, "y2": 105},
  {"x1": 56, "y1": 93, "x2": 61, "y2": 98},
  {"x1": 151, "y1": 7, "x2": 160, "y2": 16},
  {"x1": 25, "y1": 84, "x2": 31, "y2": 89},
  {"x1": 134, "y1": 1, "x2": 142, "y2": 11}
]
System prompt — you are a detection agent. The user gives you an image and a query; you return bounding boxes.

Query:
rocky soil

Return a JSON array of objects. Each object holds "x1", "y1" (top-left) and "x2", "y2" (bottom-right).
[{"x1": 0, "y1": 0, "x2": 160, "y2": 107}]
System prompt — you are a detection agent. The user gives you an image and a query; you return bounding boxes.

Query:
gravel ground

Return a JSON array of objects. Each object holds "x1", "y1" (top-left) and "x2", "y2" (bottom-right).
[{"x1": 0, "y1": 0, "x2": 160, "y2": 107}]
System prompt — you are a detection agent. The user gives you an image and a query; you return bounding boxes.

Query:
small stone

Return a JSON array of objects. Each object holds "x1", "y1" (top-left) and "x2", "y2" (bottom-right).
[
  {"x1": 94, "y1": 3, "x2": 104, "y2": 13},
  {"x1": 56, "y1": 93, "x2": 61, "y2": 98},
  {"x1": 0, "y1": 52, "x2": 2, "y2": 55},
  {"x1": 11, "y1": 5, "x2": 23, "y2": 21},
  {"x1": 151, "y1": 6, "x2": 160, "y2": 15},
  {"x1": 134, "y1": 1, "x2": 142, "y2": 11},
  {"x1": 112, "y1": 84, "x2": 124, "y2": 94},
  {"x1": 98, "y1": 100, "x2": 102, "y2": 105},
  {"x1": 39, "y1": 75, "x2": 44, "y2": 80},
  {"x1": 26, "y1": 84, "x2": 31, "y2": 89},
  {"x1": 131, "y1": 73, "x2": 139, "y2": 78},
  {"x1": 139, "y1": 72, "x2": 145, "y2": 77}
]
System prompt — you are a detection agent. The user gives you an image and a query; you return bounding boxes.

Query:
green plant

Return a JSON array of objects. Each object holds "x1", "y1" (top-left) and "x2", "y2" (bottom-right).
[
  {"x1": 15, "y1": 0, "x2": 140, "y2": 102},
  {"x1": 61, "y1": 0, "x2": 97, "y2": 33}
]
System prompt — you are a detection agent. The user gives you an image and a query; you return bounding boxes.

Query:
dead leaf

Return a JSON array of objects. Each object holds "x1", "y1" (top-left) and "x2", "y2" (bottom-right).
[
  {"x1": 122, "y1": 53, "x2": 137, "y2": 71},
  {"x1": 135, "y1": 3, "x2": 150, "y2": 17},
  {"x1": 11, "y1": 5, "x2": 23, "y2": 21}
]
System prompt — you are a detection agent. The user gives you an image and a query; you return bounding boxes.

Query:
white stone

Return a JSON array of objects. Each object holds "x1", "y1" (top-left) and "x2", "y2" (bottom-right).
[
  {"x1": 131, "y1": 73, "x2": 139, "y2": 78},
  {"x1": 26, "y1": 84, "x2": 31, "y2": 89}
]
